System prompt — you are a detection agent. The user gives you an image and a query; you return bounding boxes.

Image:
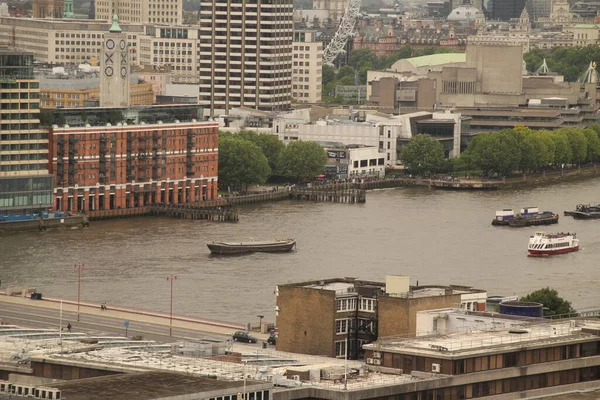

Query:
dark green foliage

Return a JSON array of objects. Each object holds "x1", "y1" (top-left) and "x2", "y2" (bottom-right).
[
  {"x1": 399, "y1": 134, "x2": 446, "y2": 175},
  {"x1": 456, "y1": 127, "x2": 600, "y2": 176},
  {"x1": 278, "y1": 141, "x2": 328, "y2": 180},
  {"x1": 524, "y1": 46, "x2": 600, "y2": 82},
  {"x1": 218, "y1": 136, "x2": 270, "y2": 190},
  {"x1": 520, "y1": 288, "x2": 576, "y2": 317},
  {"x1": 236, "y1": 131, "x2": 285, "y2": 174}
]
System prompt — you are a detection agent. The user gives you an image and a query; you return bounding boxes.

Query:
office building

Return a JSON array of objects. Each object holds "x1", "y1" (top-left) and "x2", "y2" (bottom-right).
[
  {"x1": 95, "y1": 0, "x2": 182, "y2": 25},
  {"x1": 50, "y1": 116, "x2": 218, "y2": 212},
  {"x1": 276, "y1": 276, "x2": 486, "y2": 359},
  {"x1": 197, "y1": 0, "x2": 294, "y2": 114},
  {"x1": 292, "y1": 30, "x2": 322, "y2": 104},
  {"x1": 0, "y1": 48, "x2": 53, "y2": 216},
  {"x1": 491, "y1": 0, "x2": 526, "y2": 20},
  {"x1": 363, "y1": 318, "x2": 600, "y2": 398},
  {"x1": 137, "y1": 26, "x2": 201, "y2": 78},
  {"x1": 0, "y1": 17, "x2": 144, "y2": 65}
]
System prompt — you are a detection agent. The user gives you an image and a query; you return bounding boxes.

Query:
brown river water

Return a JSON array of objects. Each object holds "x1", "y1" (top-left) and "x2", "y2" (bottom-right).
[{"x1": 1, "y1": 179, "x2": 599, "y2": 325}]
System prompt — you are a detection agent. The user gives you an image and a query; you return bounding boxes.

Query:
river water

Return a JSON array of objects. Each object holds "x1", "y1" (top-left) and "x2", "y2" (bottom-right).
[{"x1": 1, "y1": 179, "x2": 599, "y2": 325}]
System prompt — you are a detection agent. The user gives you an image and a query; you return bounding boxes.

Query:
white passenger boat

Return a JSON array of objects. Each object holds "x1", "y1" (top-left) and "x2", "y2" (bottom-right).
[{"x1": 527, "y1": 232, "x2": 579, "y2": 257}]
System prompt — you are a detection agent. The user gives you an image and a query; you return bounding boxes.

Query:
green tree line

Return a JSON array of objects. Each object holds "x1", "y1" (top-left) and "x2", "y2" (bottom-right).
[
  {"x1": 524, "y1": 46, "x2": 600, "y2": 82},
  {"x1": 218, "y1": 131, "x2": 328, "y2": 190},
  {"x1": 400, "y1": 126, "x2": 600, "y2": 177}
]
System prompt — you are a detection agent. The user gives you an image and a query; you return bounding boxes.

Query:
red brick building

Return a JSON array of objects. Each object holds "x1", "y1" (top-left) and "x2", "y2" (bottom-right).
[{"x1": 50, "y1": 121, "x2": 219, "y2": 212}]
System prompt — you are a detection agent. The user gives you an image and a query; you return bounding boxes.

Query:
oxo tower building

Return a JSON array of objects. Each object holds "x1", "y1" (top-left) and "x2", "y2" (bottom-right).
[{"x1": 197, "y1": 0, "x2": 293, "y2": 114}]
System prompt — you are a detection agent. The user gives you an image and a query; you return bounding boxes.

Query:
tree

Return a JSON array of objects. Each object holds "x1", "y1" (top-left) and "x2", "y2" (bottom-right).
[
  {"x1": 399, "y1": 134, "x2": 446, "y2": 175},
  {"x1": 550, "y1": 133, "x2": 572, "y2": 165},
  {"x1": 278, "y1": 141, "x2": 328, "y2": 181},
  {"x1": 236, "y1": 131, "x2": 285, "y2": 175},
  {"x1": 322, "y1": 65, "x2": 336, "y2": 89},
  {"x1": 218, "y1": 136, "x2": 270, "y2": 190},
  {"x1": 582, "y1": 128, "x2": 600, "y2": 162},
  {"x1": 520, "y1": 287, "x2": 576, "y2": 317},
  {"x1": 467, "y1": 131, "x2": 521, "y2": 176},
  {"x1": 558, "y1": 128, "x2": 587, "y2": 165}
]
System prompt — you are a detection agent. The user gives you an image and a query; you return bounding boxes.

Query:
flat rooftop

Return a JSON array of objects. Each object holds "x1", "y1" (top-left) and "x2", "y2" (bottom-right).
[
  {"x1": 366, "y1": 319, "x2": 600, "y2": 358},
  {"x1": 52, "y1": 371, "x2": 264, "y2": 400},
  {"x1": 282, "y1": 278, "x2": 485, "y2": 297}
]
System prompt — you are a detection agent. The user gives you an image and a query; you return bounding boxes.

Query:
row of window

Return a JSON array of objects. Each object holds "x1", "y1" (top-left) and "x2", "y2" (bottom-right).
[
  {"x1": 336, "y1": 297, "x2": 376, "y2": 312},
  {"x1": 0, "y1": 164, "x2": 47, "y2": 172},
  {"x1": 0, "y1": 153, "x2": 45, "y2": 161},
  {"x1": 0, "y1": 143, "x2": 47, "y2": 151},
  {"x1": 0, "y1": 123, "x2": 40, "y2": 131},
  {"x1": 352, "y1": 159, "x2": 386, "y2": 168},
  {"x1": 335, "y1": 318, "x2": 376, "y2": 334}
]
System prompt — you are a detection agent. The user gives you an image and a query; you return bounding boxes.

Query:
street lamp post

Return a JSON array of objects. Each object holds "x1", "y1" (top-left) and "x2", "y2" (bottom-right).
[
  {"x1": 166, "y1": 275, "x2": 177, "y2": 336},
  {"x1": 74, "y1": 262, "x2": 84, "y2": 322},
  {"x1": 257, "y1": 315, "x2": 264, "y2": 333}
]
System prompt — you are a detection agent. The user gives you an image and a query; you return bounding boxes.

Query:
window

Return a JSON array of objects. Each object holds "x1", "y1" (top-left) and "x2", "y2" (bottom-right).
[
  {"x1": 335, "y1": 340, "x2": 346, "y2": 357},
  {"x1": 359, "y1": 298, "x2": 376, "y2": 312},
  {"x1": 336, "y1": 298, "x2": 357, "y2": 312},
  {"x1": 335, "y1": 319, "x2": 349, "y2": 334}
]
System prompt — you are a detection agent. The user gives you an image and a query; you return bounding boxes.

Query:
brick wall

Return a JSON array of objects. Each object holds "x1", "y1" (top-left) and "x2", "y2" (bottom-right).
[
  {"x1": 276, "y1": 286, "x2": 336, "y2": 357},
  {"x1": 50, "y1": 121, "x2": 219, "y2": 212},
  {"x1": 378, "y1": 294, "x2": 462, "y2": 337}
]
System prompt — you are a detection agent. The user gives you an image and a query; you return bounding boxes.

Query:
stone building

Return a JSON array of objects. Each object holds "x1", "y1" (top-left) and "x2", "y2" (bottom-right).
[
  {"x1": 0, "y1": 17, "x2": 145, "y2": 65},
  {"x1": 95, "y1": 0, "x2": 182, "y2": 25},
  {"x1": 275, "y1": 276, "x2": 486, "y2": 359},
  {"x1": 32, "y1": 0, "x2": 64, "y2": 18}
]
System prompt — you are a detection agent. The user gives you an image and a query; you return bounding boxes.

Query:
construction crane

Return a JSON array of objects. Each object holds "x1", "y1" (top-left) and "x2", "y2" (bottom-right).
[{"x1": 322, "y1": 0, "x2": 361, "y2": 66}]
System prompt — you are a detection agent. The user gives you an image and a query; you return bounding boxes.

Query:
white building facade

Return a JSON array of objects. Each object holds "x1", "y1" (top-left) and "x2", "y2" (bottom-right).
[
  {"x1": 294, "y1": 122, "x2": 402, "y2": 167},
  {"x1": 95, "y1": 0, "x2": 183, "y2": 25},
  {"x1": 346, "y1": 146, "x2": 386, "y2": 177},
  {"x1": 0, "y1": 17, "x2": 144, "y2": 65},
  {"x1": 292, "y1": 30, "x2": 322, "y2": 104}
]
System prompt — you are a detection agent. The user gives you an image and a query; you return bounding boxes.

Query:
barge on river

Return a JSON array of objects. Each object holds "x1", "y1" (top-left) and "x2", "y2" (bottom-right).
[
  {"x1": 528, "y1": 232, "x2": 579, "y2": 257},
  {"x1": 564, "y1": 203, "x2": 600, "y2": 219},
  {"x1": 492, "y1": 207, "x2": 558, "y2": 227},
  {"x1": 207, "y1": 239, "x2": 296, "y2": 255}
]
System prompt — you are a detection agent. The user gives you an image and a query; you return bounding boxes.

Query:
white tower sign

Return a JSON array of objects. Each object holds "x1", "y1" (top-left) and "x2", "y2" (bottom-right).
[{"x1": 100, "y1": 14, "x2": 130, "y2": 107}]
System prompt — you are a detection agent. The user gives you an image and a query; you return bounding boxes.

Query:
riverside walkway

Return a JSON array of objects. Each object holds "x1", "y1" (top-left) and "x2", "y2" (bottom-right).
[{"x1": 0, "y1": 292, "x2": 268, "y2": 341}]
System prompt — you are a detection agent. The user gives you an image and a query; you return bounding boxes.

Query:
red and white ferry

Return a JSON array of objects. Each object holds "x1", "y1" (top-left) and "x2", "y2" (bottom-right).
[{"x1": 528, "y1": 231, "x2": 579, "y2": 256}]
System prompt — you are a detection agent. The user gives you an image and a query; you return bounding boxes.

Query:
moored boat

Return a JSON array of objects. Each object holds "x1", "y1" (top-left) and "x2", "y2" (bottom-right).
[
  {"x1": 491, "y1": 207, "x2": 559, "y2": 227},
  {"x1": 527, "y1": 232, "x2": 579, "y2": 257},
  {"x1": 207, "y1": 238, "x2": 296, "y2": 255},
  {"x1": 566, "y1": 203, "x2": 600, "y2": 219},
  {"x1": 491, "y1": 209, "x2": 515, "y2": 225}
]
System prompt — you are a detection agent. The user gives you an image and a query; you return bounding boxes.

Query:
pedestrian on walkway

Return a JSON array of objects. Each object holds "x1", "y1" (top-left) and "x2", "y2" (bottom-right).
[{"x1": 67, "y1": 323, "x2": 72, "y2": 332}]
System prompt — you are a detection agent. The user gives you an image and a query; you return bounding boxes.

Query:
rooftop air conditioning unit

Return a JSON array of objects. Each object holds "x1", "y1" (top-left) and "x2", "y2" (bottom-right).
[
  {"x1": 432, "y1": 363, "x2": 441, "y2": 373},
  {"x1": 373, "y1": 359, "x2": 381, "y2": 365},
  {"x1": 366, "y1": 358, "x2": 374, "y2": 364}
]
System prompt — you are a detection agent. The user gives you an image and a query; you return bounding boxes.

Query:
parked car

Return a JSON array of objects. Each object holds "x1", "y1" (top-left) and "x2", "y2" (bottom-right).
[
  {"x1": 232, "y1": 331, "x2": 257, "y2": 343},
  {"x1": 267, "y1": 334, "x2": 277, "y2": 345}
]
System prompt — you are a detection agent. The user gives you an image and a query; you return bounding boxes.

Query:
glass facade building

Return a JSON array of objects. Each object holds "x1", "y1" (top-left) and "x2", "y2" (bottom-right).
[{"x1": 0, "y1": 49, "x2": 53, "y2": 216}]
